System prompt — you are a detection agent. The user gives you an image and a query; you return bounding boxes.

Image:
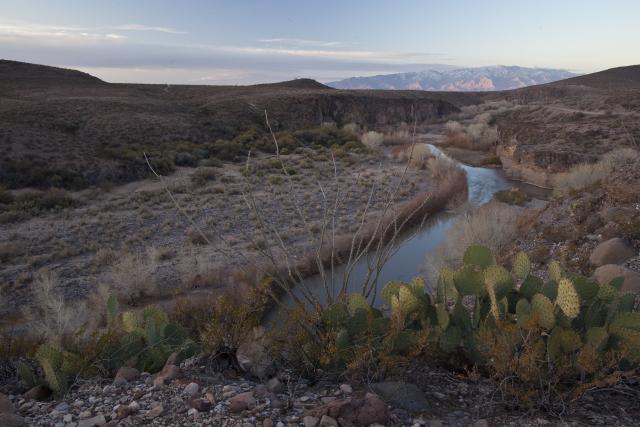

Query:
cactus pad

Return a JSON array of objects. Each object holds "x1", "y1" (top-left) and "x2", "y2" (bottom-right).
[
  {"x1": 513, "y1": 251, "x2": 531, "y2": 280},
  {"x1": 531, "y1": 293, "x2": 556, "y2": 330},
  {"x1": 454, "y1": 265, "x2": 485, "y2": 296},
  {"x1": 516, "y1": 298, "x2": 532, "y2": 328},
  {"x1": 548, "y1": 260, "x2": 563, "y2": 283},
  {"x1": 348, "y1": 293, "x2": 370, "y2": 315},
  {"x1": 463, "y1": 245, "x2": 495, "y2": 267},
  {"x1": 556, "y1": 278, "x2": 580, "y2": 319},
  {"x1": 484, "y1": 265, "x2": 513, "y2": 300}
]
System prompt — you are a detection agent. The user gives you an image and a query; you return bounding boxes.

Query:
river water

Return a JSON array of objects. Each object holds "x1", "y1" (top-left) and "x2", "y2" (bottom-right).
[{"x1": 273, "y1": 144, "x2": 548, "y2": 311}]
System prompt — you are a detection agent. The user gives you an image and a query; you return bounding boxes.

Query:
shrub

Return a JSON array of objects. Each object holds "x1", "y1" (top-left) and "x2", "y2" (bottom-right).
[
  {"x1": 445, "y1": 119, "x2": 498, "y2": 150},
  {"x1": 174, "y1": 152, "x2": 197, "y2": 167},
  {"x1": 22, "y1": 269, "x2": 91, "y2": 345},
  {"x1": 12, "y1": 188, "x2": 73, "y2": 212},
  {"x1": 361, "y1": 131, "x2": 384, "y2": 150},
  {"x1": 342, "y1": 123, "x2": 360, "y2": 134},
  {"x1": 108, "y1": 252, "x2": 158, "y2": 304},
  {"x1": 426, "y1": 202, "x2": 519, "y2": 280},
  {"x1": 200, "y1": 294, "x2": 261, "y2": 354},
  {"x1": 0, "y1": 186, "x2": 14, "y2": 205},
  {"x1": 553, "y1": 147, "x2": 639, "y2": 196},
  {"x1": 427, "y1": 156, "x2": 460, "y2": 179},
  {"x1": 190, "y1": 167, "x2": 218, "y2": 186},
  {"x1": 494, "y1": 188, "x2": 531, "y2": 206},
  {"x1": 383, "y1": 130, "x2": 412, "y2": 145}
]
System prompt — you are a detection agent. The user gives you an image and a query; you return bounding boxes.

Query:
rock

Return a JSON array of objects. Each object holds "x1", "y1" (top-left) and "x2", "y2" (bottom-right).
[
  {"x1": 153, "y1": 364, "x2": 180, "y2": 386},
  {"x1": 593, "y1": 264, "x2": 640, "y2": 293},
  {"x1": 205, "y1": 392, "x2": 216, "y2": 403},
  {"x1": 77, "y1": 414, "x2": 106, "y2": 427},
  {"x1": 473, "y1": 419, "x2": 490, "y2": 427},
  {"x1": 114, "y1": 367, "x2": 140, "y2": 383},
  {"x1": 229, "y1": 391, "x2": 256, "y2": 413},
  {"x1": 371, "y1": 381, "x2": 430, "y2": 413},
  {"x1": 0, "y1": 393, "x2": 14, "y2": 413},
  {"x1": 303, "y1": 415, "x2": 320, "y2": 427},
  {"x1": 263, "y1": 419, "x2": 274, "y2": 427},
  {"x1": 63, "y1": 414, "x2": 73, "y2": 422},
  {"x1": 23, "y1": 385, "x2": 52, "y2": 401},
  {"x1": 339, "y1": 384, "x2": 353, "y2": 394},
  {"x1": 78, "y1": 410, "x2": 92, "y2": 419},
  {"x1": 129, "y1": 400, "x2": 140, "y2": 414},
  {"x1": 54, "y1": 402, "x2": 69, "y2": 412},
  {"x1": 187, "y1": 407, "x2": 198, "y2": 416},
  {"x1": 116, "y1": 405, "x2": 131, "y2": 419},
  {"x1": 319, "y1": 415, "x2": 339, "y2": 427},
  {"x1": 236, "y1": 326, "x2": 275, "y2": 379},
  {"x1": 266, "y1": 377, "x2": 284, "y2": 393},
  {"x1": 147, "y1": 404, "x2": 163, "y2": 418},
  {"x1": 589, "y1": 238, "x2": 635, "y2": 267},
  {"x1": 306, "y1": 393, "x2": 389, "y2": 426},
  {"x1": 188, "y1": 398, "x2": 212, "y2": 412},
  {"x1": 183, "y1": 382, "x2": 199, "y2": 396}
]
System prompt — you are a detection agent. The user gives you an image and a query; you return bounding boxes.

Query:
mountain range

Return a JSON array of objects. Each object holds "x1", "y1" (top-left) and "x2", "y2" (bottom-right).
[{"x1": 328, "y1": 65, "x2": 578, "y2": 91}]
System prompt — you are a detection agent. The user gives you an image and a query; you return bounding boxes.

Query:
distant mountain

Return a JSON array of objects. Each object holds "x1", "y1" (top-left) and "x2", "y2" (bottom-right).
[{"x1": 328, "y1": 66, "x2": 578, "y2": 91}]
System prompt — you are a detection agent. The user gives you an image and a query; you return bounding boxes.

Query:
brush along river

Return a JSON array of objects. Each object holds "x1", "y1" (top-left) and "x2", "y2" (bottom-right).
[{"x1": 268, "y1": 144, "x2": 549, "y2": 316}]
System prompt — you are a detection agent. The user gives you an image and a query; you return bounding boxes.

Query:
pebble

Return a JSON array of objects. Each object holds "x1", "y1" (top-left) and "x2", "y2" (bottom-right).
[{"x1": 184, "y1": 382, "x2": 200, "y2": 396}]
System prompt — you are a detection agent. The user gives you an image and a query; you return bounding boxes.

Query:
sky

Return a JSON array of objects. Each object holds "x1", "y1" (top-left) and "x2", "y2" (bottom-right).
[{"x1": 1, "y1": 0, "x2": 639, "y2": 85}]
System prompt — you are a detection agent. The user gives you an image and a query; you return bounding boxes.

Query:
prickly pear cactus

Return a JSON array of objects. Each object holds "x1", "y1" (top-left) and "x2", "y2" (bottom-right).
[
  {"x1": 519, "y1": 275, "x2": 543, "y2": 300},
  {"x1": 35, "y1": 344, "x2": 67, "y2": 397},
  {"x1": 513, "y1": 251, "x2": 531, "y2": 280},
  {"x1": 106, "y1": 294, "x2": 119, "y2": 329},
  {"x1": 122, "y1": 311, "x2": 139, "y2": 333},
  {"x1": 463, "y1": 245, "x2": 495, "y2": 268},
  {"x1": 436, "y1": 267, "x2": 458, "y2": 304},
  {"x1": 516, "y1": 298, "x2": 532, "y2": 328},
  {"x1": 531, "y1": 293, "x2": 556, "y2": 330},
  {"x1": 548, "y1": 260, "x2": 563, "y2": 283},
  {"x1": 454, "y1": 265, "x2": 485, "y2": 296},
  {"x1": 435, "y1": 304, "x2": 450, "y2": 329},
  {"x1": 348, "y1": 293, "x2": 370, "y2": 315},
  {"x1": 556, "y1": 278, "x2": 580, "y2": 319},
  {"x1": 597, "y1": 283, "x2": 616, "y2": 302},
  {"x1": 484, "y1": 265, "x2": 513, "y2": 300}
]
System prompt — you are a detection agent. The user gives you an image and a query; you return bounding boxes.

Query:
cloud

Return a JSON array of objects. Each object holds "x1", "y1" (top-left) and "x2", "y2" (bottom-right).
[
  {"x1": 258, "y1": 38, "x2": 344, "y2": 48},
  {"x1": 223, "y1": 45, "x2": 431, "y2": 62},
  {"x1": 107, "y1": 24, "x2": 186, "y2": 34}
]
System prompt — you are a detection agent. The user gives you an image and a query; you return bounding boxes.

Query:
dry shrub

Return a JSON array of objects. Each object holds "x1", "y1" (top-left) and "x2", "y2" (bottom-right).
[
  {"x1": 190, "y1": 167, "x2": 218, "y2": 186},
  {"x1": 445, "y1": 118, "x2": 498, "y2": 150},
  {"x1": 361, "y1": 131, "x2": 384, "y2": 150},
  {"x1": 390, "y1": 143, "x2": 431, "y2": 167},
  {"x1": 552, "y1": 162, "x2": 610, "y2": 196},
  {"x1": 342, "y1": 123, "x2": 359, "y2": 134},
  {"x1": 22, "y1": 269, "x2": 91, "y2": 344},
  {"x1": 91, "y1": 248, "x2": 119, "y2": 268},
  {"x1": 0, "y1": 241, "x2": 25, "y2": 263},
  {"x1": 554, "y1": 147, "x2": 639, "y2": 196},
  {"x1": 383, "y1": 130, "x2": 411, "y2": 145},
  {"x1": 427, "y1": 156, "x2": 460, "y2": 179},
  {"x1": 109, "y1": 251, "x2": 158, "y2": 304},
  {"x1": 199, "y1": 293, "x2": 262, "y2": 353},
  {"x1": 426, "y1": 202, "x2": 519, "y2": 280}
]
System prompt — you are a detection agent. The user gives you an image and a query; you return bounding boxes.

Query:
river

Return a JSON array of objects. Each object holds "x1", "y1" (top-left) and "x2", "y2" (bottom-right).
[{"x1": 271, "y1": 144, "x2": 549, "y2": 312}]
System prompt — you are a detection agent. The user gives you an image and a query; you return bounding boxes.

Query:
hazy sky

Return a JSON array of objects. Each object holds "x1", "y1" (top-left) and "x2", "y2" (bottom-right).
[{"x1": 1, "y1": 0, "x2": 639, "y2": 84}]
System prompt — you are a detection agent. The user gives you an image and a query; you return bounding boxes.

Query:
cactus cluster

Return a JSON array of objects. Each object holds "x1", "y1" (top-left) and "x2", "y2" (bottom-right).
[
  {"x1": 320, "y1": 245, "x2": 640, "y2": 377},
  {"x1": 29, "y1": 298, "x2": 197, "y2": 397}
]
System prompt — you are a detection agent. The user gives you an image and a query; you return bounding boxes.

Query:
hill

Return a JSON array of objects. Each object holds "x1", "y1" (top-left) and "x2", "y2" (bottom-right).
[
  {"x1": 329, "y1": 65, "x2": 577, "y2": 91},
  {"x1": 0, "y1": 60, "x2": 478, "y2": 190}
]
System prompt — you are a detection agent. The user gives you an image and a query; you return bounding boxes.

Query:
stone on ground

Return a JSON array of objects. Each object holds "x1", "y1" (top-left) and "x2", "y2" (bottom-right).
[
  {"x1": 589, "y1": 237, "x2": 635, "y2": 267},
  {"x1": 371, "y1": 381, "x2": 430, "y2": 413}
]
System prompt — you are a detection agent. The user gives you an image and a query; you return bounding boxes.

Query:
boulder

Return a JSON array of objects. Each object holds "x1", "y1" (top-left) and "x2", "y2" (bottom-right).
[
  {"x1": 153, "y1": 363, "x2": 180, "y2": 386},
  {"x1": 228, "y1": 391, "x2": 256, "y2": 413},
  {"x1": 114, "y1": 367, "x2": 140, "y2": 383},
  {"x1": 22, "y1": 385, "x2": 51, "y2": 401},
  {"x1": 370, "y1": 381, "x2": 430, "y2": 413},
  {"x1": 593, "y1": 264, "x2": 640, "y2": 293},
  {"x1": 236, "y1": 326, "x2": 275, "y2": 379},
  {"x1": 305, "y1": 393, "x2": 388, "y2": 427},
  {"x1": 589, "y1": 238, "x2": 635, "y2": 267}
]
